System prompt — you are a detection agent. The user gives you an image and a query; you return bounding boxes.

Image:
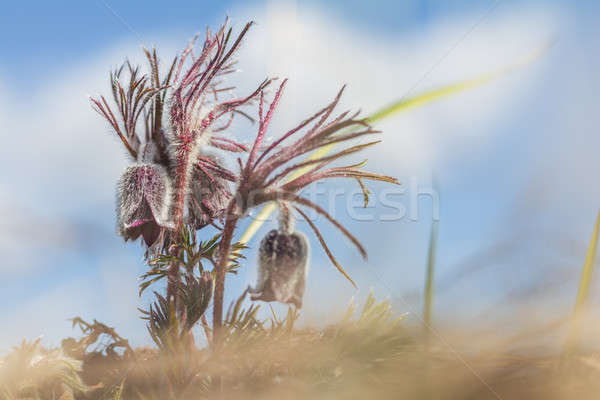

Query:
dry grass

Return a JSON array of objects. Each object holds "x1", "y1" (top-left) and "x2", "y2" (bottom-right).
[{"x1": 2, "y1": 294, "x2": 600, "y2": 400}]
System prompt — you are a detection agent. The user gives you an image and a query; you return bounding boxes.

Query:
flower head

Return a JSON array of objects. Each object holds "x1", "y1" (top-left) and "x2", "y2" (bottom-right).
[
  {"x1": 117, "y1": 163, "x2": 172, "y2": 246},
  {"x1": 251, "y1": 203, "x2": 308, "y2": 307},
  {"x1": 91, "y1": 19, "x2": 265, "y2": 247},
  {"x1": 252, "y1": 228, "x2": 309, "y2": 308},
  {"x1": 232, "y1": 80, "x2": 399, "y2": 288},
  {"x1": 187, "y1": 154, "x2": 233, "y2": 229}
]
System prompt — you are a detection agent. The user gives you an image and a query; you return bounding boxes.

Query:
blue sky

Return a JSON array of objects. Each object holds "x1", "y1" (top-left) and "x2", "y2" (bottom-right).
[
  {"x1": 2, "y1": 0, "x2": 600, "y2": 350},
  {"x1": 3, "y1": 0, "x2": 592, "y2": 89}
]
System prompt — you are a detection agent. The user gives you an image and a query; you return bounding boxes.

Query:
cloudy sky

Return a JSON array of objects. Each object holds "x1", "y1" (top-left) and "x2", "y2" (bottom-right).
[{"x1": 2, "y1": 0, "x2": 600, "y2": 350}]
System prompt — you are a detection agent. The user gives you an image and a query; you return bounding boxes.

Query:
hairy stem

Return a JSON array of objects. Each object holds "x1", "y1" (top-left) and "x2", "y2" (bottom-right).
[
  {"x1": 213, "y1": 202, "x2": 238, "y2": 345},
  {"x1": 172, "y1": 146, "x2": 191, "y2": 229},
  {"x1": 168, "y1": 141, "x2": 192, "y2": 319}
]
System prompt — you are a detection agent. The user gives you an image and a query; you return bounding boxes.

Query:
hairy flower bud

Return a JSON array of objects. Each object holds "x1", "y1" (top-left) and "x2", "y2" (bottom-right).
[
  {"x1": 187, "y1": 155, "x2": 232, "y2": 229},
  {"x1": 250, "y1": 229, "x2": 309, "y2": 308},
  {"x1": 117, "y1": 163, "x2": 172, "y2": 246}
]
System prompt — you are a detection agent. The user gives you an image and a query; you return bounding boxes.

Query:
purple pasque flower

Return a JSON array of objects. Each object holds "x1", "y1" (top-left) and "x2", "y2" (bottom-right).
[
  {"x1": 252, "y1": 229, "x2": 309, "y2": 308},
  {"x1": 251, "y1": 203, "x2": 309, "y2": 308},
  {"x1": 166, "y1": 20, "x2": 268, "y2": 231},
  {"x1": 187, "y1": 153, "x2": 234, "y2": 229},
  {"x1": 230, "y1": 80, "x2": 399, "y2": 289},
  {"x1": 116, "y1": 161, "x2": 172, "y2": 247},
  {"x1": 91, "y1": 19, "x2": 265, "y2": 246}
]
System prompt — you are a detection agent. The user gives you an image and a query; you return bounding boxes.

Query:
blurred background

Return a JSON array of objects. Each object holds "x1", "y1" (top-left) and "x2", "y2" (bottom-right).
[{"x1": 1, "y1": 0, "x2": 599, "y2": 351}]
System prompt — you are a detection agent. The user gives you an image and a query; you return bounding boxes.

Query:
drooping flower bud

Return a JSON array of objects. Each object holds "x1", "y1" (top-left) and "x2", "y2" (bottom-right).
[
  {"x1": 250, "y1": 204, "x2": 309, "y2": 308},
  {"x1": 116, "y1": 163, "x2": 172, "y2": 246},
  {"x1": 187, "y1": 154, "x2": 232, "y2": 229}
]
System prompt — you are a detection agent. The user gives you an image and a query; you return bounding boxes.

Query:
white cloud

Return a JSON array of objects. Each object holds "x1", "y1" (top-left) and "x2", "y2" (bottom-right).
[
  {"x1": 231, "y1": 3, "x2": 558, "y2": 172},
  {"x1": 0, "y1": 257, "x2": 145, "y2": 352},
  {"x1": 0, "y1": 3, "x2": 571, "y2": 348},
  {"x1": 0, "y1": 41, "x2": 182, "y2": 273},
  {"x1": 0, "y1": 3, "x2": 559, "y2": 221}
]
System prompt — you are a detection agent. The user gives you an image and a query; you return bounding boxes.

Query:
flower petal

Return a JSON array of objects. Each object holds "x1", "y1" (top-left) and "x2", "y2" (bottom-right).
[{"x1": 141, "y1": 220, "x2": 162, "y2": 247}]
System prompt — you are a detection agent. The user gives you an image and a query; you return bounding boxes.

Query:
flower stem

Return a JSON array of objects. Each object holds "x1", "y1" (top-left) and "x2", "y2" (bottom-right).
[
  {"x1": 172, "y1": 146, "x2": 191, "y2": 230},
  {"x1": 168, "y1": 141, "x2": 192, "y2": 316},
  {"x1": 213, "y1": 203, "x2": 238, "y2": 346}
]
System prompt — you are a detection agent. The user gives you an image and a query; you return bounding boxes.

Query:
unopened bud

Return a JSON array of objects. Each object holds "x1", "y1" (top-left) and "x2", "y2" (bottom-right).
[
  {"x1": 250, "y1": 229, "x2": 309, "y2": 308},
  {"x1": 116, "y1": 163, "x2": 172, "y2": 246}
]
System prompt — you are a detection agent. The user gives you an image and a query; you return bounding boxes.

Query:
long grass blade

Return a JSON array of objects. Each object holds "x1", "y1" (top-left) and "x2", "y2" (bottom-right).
[
  {"x1": 563, "y1": 211, "x2": 600, "y2": 357},
  {"x1": 423, "y1": 218, "x2": 439, "y2": 337}
]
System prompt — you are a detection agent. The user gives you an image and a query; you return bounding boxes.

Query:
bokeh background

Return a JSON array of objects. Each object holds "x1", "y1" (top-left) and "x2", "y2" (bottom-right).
[{"x1": 2, "y1": 0, "x2": 599, "y2": 351}]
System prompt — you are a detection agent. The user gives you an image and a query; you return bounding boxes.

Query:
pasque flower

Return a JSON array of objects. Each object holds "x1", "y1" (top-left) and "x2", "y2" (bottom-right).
[
  {"x1": 222, "y1": 79, "x2": 398, "y2": 290},
  {"x1": 91, "y1": 20, "x2": 263, "y2": 248},
  {"x1": 251, "y1": 203, "x2": 309, "y2": 308},
  {"x1": 91, "y1": 18, "x2": 399, "y2": 341},
  {"x1": 187, "y1": 154, "x2": 234, "y2": 230},
  {"x1": 116, "y1": 161, "x2": 172, "y2": 247},
  {"x1": 210, "y1": 78, "x2": 398, "y2": 321}
]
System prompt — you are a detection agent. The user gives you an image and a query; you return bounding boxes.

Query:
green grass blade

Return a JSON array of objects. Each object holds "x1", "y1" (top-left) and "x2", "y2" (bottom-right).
[
  {"x1": 423, "y1": 174, "x2": 439, "y2": 343},
  {"x1": 423, "y1": 218, "x2": 439, "y2": 336},
  {"x1": 366, "y1": 74, "x2": 495, "y2": 124},
  {"x1": 239, "y1": 202, "x2": 278, "y2": 244},
  {"x1": 575, "y1": 211, "x2": 600, "y2": 312},
  {"x1": 364, "y1": 39, "x2": 553, "y2": 125},
  {"x1": 564, "y1": 211, "x2": 600, "y2": 357}
]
